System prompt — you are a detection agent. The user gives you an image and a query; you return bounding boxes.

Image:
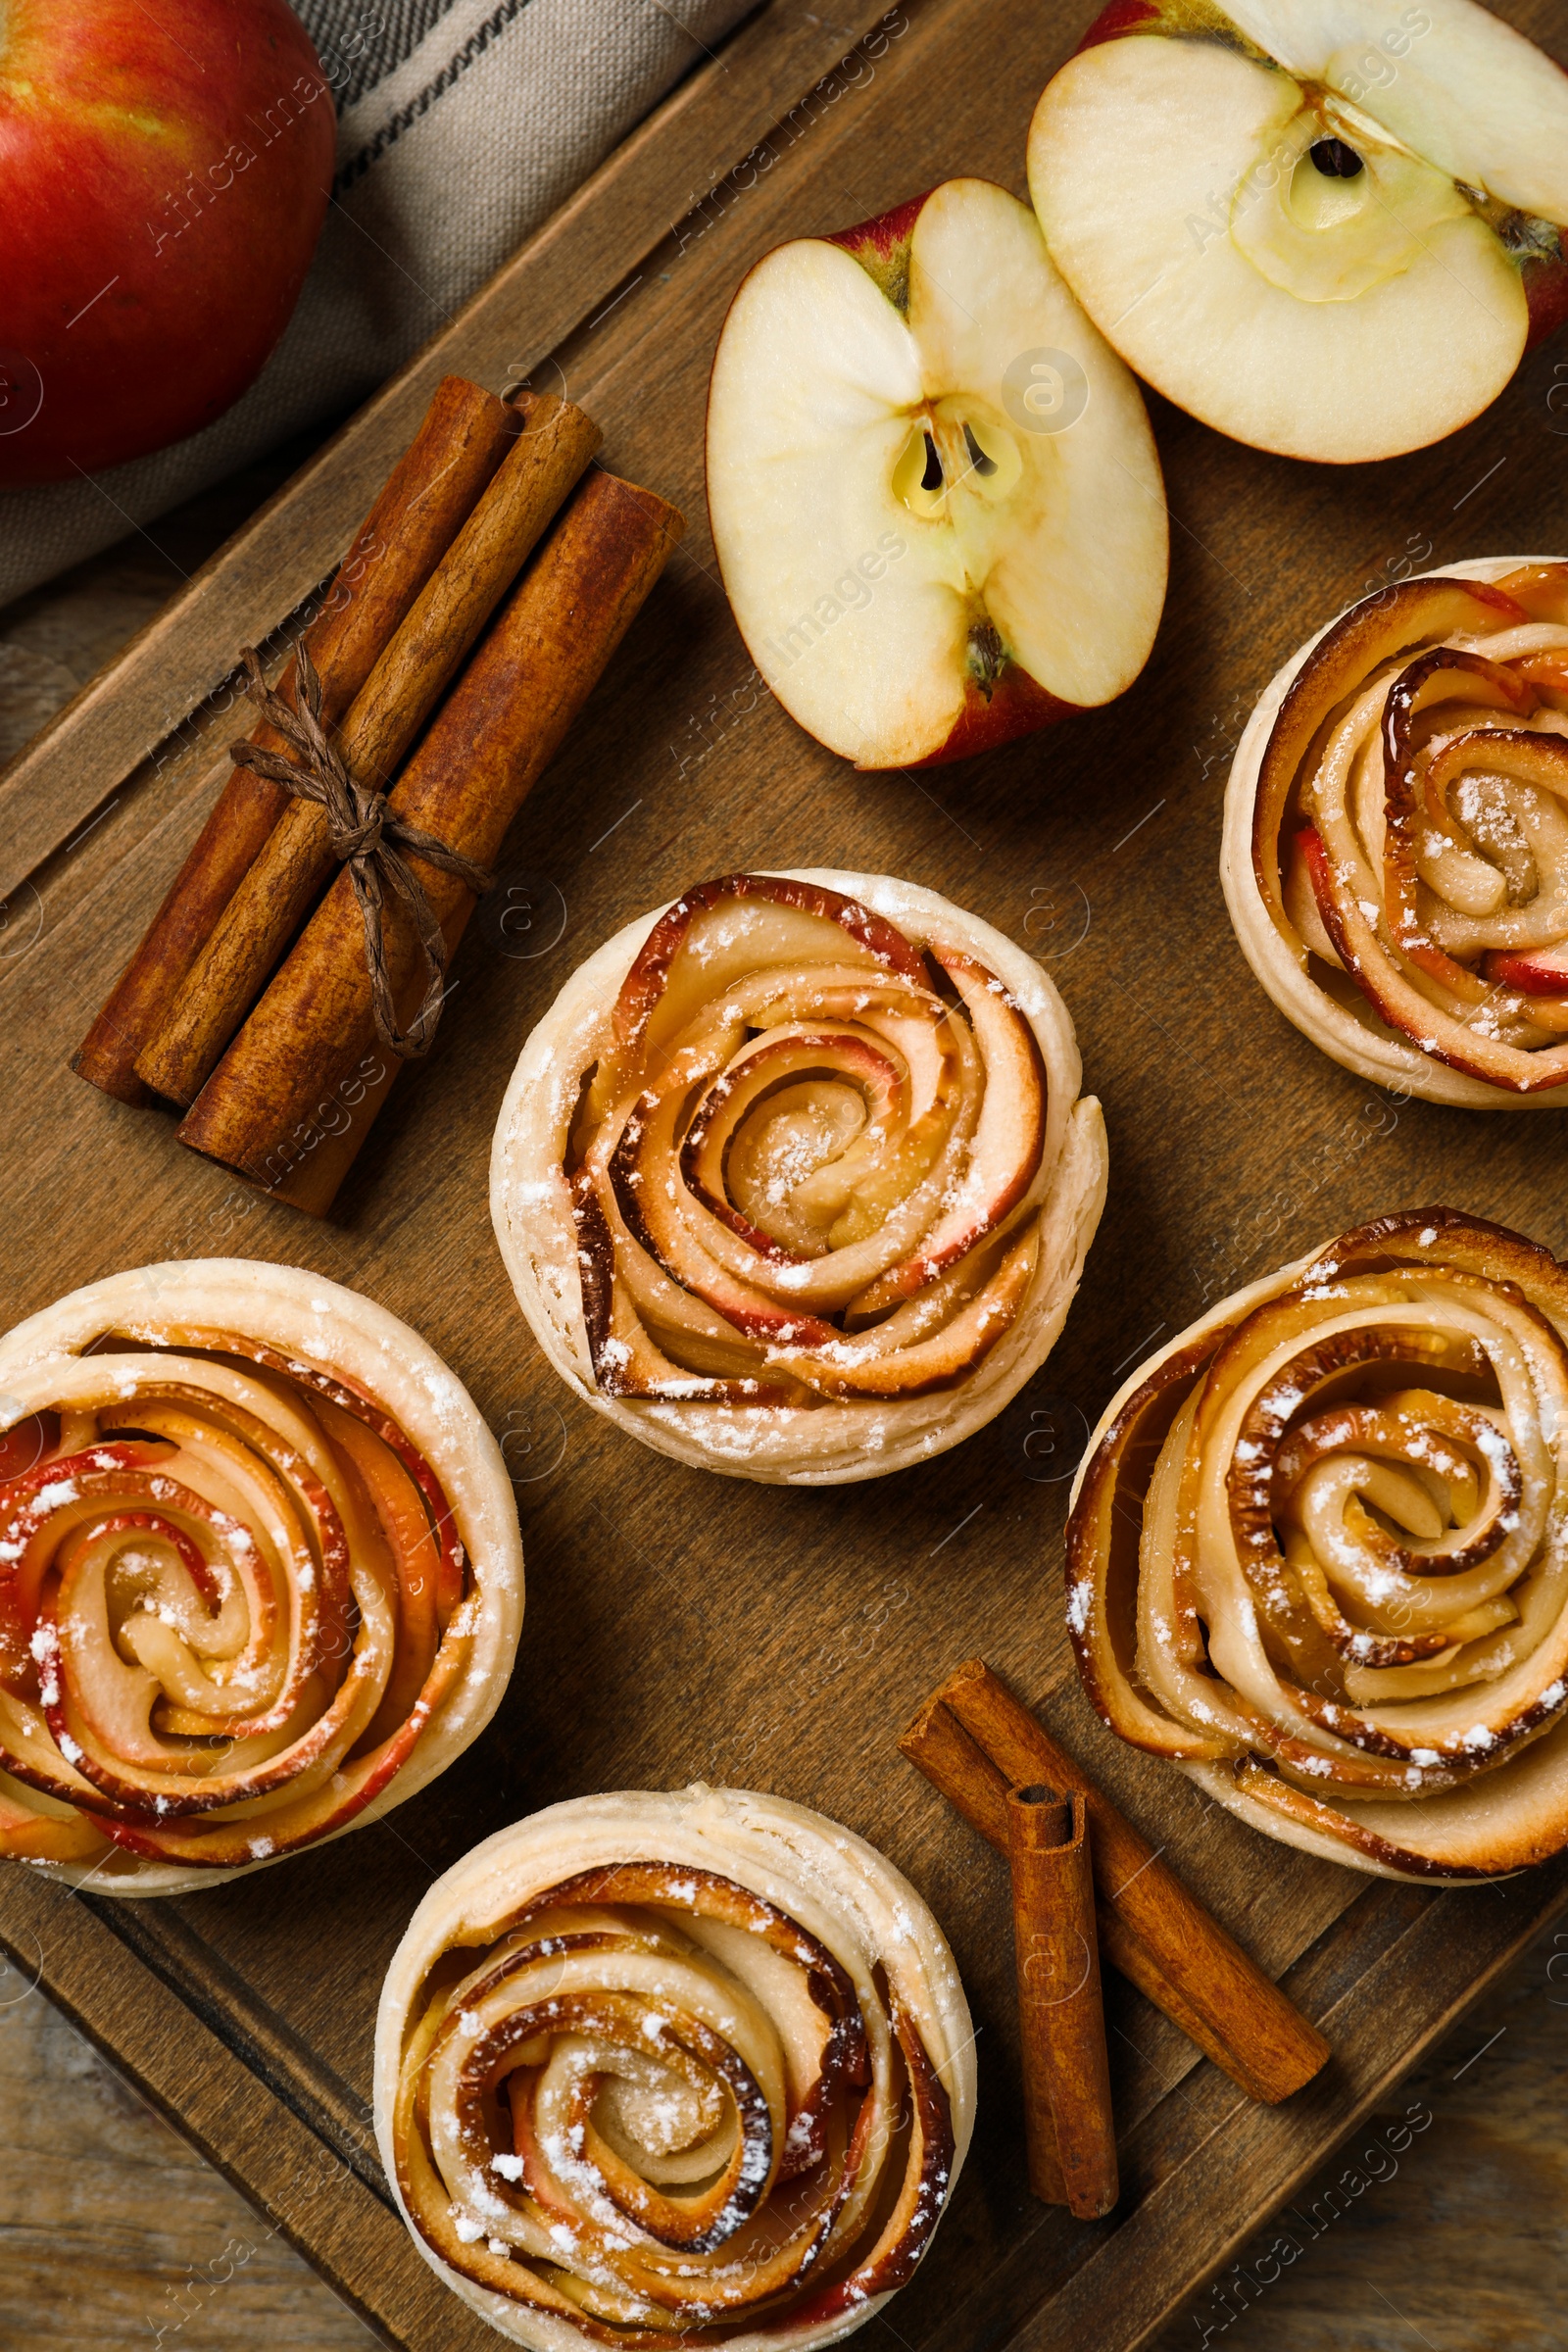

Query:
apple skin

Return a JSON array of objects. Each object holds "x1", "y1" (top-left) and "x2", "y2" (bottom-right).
[
  {"x1": 1523, "y1": 249, "x2": 1568, "y2": 348},
  {"x1": 1484, "y1": 942, "x2": 1568, "y2": 996},
  {"x1": 1074, "y1": 0, "x2": 1161, "y2": 51},
  {"x1": 0, "y1": 0, "x2": 334, "y2": 485},
  {"x1": 1066, "y1": 0, "x2": 1568, "y2": 355},
  {"x1": 827, "y1": 191, "x2": 929, "y2": 277},
  {"x1": 909, "y1": 664, "x2": 1075, "y2": 767}
]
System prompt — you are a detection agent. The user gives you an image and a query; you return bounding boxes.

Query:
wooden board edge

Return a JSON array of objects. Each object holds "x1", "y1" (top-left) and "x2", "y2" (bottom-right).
[
  {"x1": 0, "y1": 1872, "x2": 501, "y2": 2352},
  {"x1": 1, "y1": 1808, "x2": 1563, "y2": 2352},
  {"x1": 83, "y1": 1891, "x2": 381, "y2": 2196},
  {"x1": 0, "y1": 0, "x2": 909, "y2": 904},
  {"x1": 1025, "y1": 1869, "x2": 1568, "y2": 2352}
]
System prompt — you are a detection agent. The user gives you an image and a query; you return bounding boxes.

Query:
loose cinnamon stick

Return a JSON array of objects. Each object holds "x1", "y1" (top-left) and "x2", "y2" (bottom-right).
[
  {"x1": 910, "y1": 1699, "x2": 1263, "y2": 2082},
  {"x1": 900, "y1": 1661, "x2": 1330, "y2": 2104},
  {"x1": 136, "y1": 392, "x2": 602, "y2": 1108},
  {"x1": 74, "y1": 376, "x2": 517, "y2": 1104},
  {"x1": 1007, "y1": 1786, "x2": 1118, "y2": 2218},
  {"x1": 177, "y1": 467, "x2": 684, "y2": 1213}
]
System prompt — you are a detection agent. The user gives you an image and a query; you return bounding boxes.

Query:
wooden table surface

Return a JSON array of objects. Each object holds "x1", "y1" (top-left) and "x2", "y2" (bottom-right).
[
  {"x1": 1, "y1": 1917, "x2": 1561, "y2": 2352},
  {"x1": 2, "y1": 378, "x2": 1566, "y2": 2352}
]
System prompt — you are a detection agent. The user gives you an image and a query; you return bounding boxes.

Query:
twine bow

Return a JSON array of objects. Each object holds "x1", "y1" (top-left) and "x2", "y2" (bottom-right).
[{"x1": 229, "y1": 644, "x2": 494, "y2": 1057}]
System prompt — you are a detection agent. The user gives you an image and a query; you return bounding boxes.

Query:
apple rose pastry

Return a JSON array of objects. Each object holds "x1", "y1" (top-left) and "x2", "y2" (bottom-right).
[
  {"x1": 1223, "y1": 559, "x2": 1568, "y2": 1106},
  {"x1": 375, "y1": 1785, "x2": 974, "y2": 2348},
  {"x1": 0, "y1": 1261, "x2": 521, "y2": 1893},
  {"x1": 491, "y1": 869, "x2": 1107, "y2": 1483},
  {"x1": 1066, "y1": 1208, "x2": 1568, "y2": 1882}
]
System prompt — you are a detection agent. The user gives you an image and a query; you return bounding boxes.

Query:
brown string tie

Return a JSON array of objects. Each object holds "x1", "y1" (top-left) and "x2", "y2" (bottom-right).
[{"x1": 228, "y1": 643, "x2": 494, "y2": 1058}]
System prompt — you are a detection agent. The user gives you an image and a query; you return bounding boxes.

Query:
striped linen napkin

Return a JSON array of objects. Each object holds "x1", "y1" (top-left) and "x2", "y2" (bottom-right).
[{"x1": 0, "y1": 0, "x2": 751, "y2": 606}]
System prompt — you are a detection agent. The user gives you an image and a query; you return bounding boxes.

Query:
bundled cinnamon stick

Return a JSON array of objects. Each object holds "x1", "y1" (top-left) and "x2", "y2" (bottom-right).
[
  {"x1": 136, "y1": 391, "x2": 602, "y2": 1107},
  {"x1": 177, "y1": 467, "x2": 684, "y2": 1215},
  {"x1": 74, "y1": 376, "x2": 519, "y2": 1104},
  {"x1": 1007, "y1": 1785, "x2": 1118, "y2": 2218},
  {"x1": 900, "y1": 1660, "x2": 1330, "y2": 2105}
]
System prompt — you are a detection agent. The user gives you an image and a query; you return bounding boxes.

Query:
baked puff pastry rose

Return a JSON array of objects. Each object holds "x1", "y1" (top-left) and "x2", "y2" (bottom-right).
[
  {"x1": 0, "y1": 1261, "x2": 522, "y2": 1894},
  {"x1": 1066, "y1": 1209, "x2": 1568, "y2": 1882},
  {"x1": 491, "y1": 870, "x2": 1106, "y2": 1483},
  {"x1": 375, "y1": 1785, "x2": 974, "y2": 2348},
  {"x1": 1223, "y1": 559, "x2": 1568, "y2": 1105}
]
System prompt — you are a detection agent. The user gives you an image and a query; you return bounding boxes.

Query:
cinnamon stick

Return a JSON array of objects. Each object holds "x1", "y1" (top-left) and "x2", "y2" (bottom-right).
[
  {"x1": 917, "y1": 1700, "x2": 1263, "y2": 2082},
  {"x1": 73, "y1": 376, "x2": 518, "y2": 1104},
  {"x1": 136, "y1": 392, "x2": 602, "y2": 1108},
  {"x1": 176, "y1": 467, "x2": 684, "y2": 1213},
  {"x1": 1007, "y1": 1786, "x2": 1118, "y2": 2218},
  {"x1": 900, "y1": 1661, "x2": 1330, "y2": 2104}
]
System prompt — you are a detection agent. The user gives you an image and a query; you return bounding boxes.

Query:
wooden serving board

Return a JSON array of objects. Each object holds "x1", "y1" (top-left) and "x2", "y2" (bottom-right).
[{"x1": 3, "y1": 0, "x2": 1567, "y2": 2344}]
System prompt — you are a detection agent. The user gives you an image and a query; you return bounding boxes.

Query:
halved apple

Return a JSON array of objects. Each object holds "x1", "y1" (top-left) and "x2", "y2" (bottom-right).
[
  {"x1": 705, "y1": 177, "x2": 1168, "y2": 768},
  {"x1": 1029, "y1": 0, "x2": 1568, "y2": 463}
]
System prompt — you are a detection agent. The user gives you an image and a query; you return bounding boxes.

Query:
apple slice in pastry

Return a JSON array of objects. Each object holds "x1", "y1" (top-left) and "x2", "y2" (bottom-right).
[
  {"x1": 1223, "y1": 556, "x2": 1568, "y2": 1105},
  {"x1": 490, "y1": 870, "x2": 1107, "y2": 1484},
  {"x1": 0, "y1": 1259, "x2": 522, "y2": 1894},
  {"x1": 376, "y1": 1784, "x2": 974, "y2": 2346},
  {"x1": 1067, "y1": 1207, "x2": 1568, "y2": 1881}
]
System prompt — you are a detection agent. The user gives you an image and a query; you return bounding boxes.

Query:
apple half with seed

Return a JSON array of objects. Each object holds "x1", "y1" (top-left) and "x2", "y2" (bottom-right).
[
  {"x1": 706, "y1": 177, "x2": 1169, "y2": 769},
  {"x1": 1028, "y1": 0, "x2": 1568, "y2": 464}
]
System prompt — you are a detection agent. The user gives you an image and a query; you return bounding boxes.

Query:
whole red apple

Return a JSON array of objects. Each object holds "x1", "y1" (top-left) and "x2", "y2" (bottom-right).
[{"x1": 0, "y1": 0, "x2": 334, "y2": 486}]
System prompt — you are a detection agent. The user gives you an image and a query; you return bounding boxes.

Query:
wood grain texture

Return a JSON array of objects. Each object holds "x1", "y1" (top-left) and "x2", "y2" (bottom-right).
[
  {"x1": 1, "y1": 0, "x2": 1567, "y2": 2345},
  {"x1": 1149, "y1": 1915, "x2": 1568, "y2": 2352},
  {"x1": 0, "y1": 425, "x2": 326, "y2": 766},
  {"x1": 2, "y1": 1927, "x2": 1560, "y2": 2349},
  {"x1": 0, "y1": 1978, "x2": 375, "y2": 2351}
]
